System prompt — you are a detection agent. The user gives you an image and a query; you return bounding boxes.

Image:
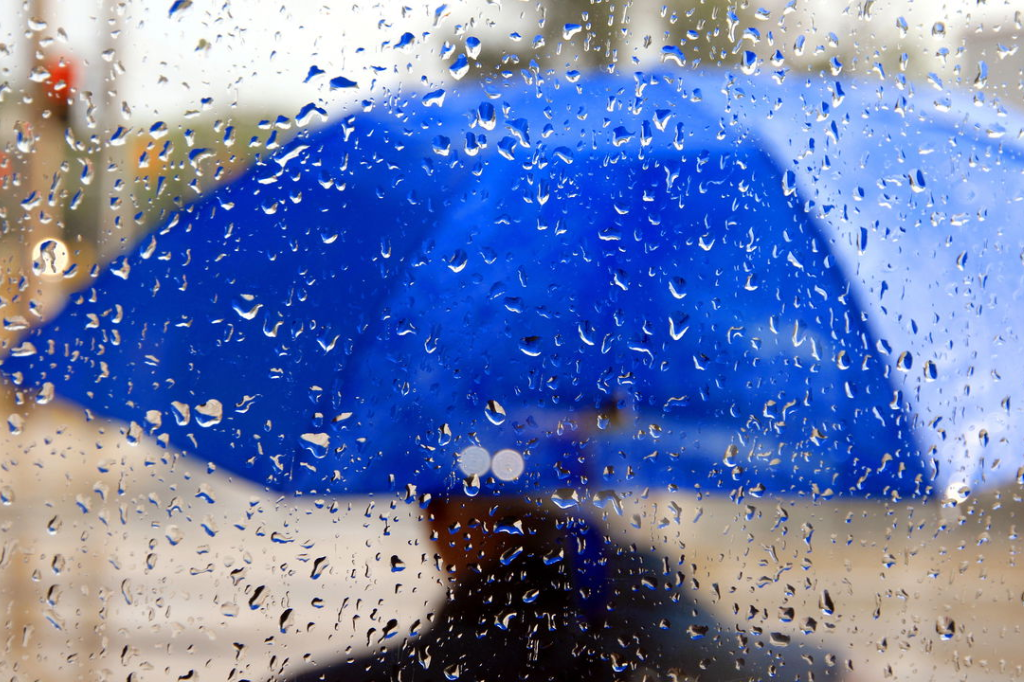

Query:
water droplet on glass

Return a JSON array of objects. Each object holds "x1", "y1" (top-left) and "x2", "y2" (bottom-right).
[
  {"x1": 329, "y1": 76, "x2": 358, "y2": 90},
  {"x1": 819, "y1": 590, "x2": 835, "y2": 615},
  {"x1": 449, "y1": 54, "x2": 469, "y2": 80},
  {"x1": 936, "y1": 616, "x2": 955, "y2": 640},
  {"x1": 423, "y1": 89, "x2": 446, "y2": 108},
  {"x1": 518, "y1": 336, "x2": 542, "y2": 357},
  {"x1": 485, "y1": 400, "x2": 506, "y2": 425},
  {"x1": 168, "y1": 0, "x2": 193, "y2": 17},
  {"x1": 723, "y1": 444, "x2": 740, "y2": 468},
  {"x1": 740, "y1": 51, "x2": 760, "y2": 75},
  {"x1": 195, "y1": 399, "x2": 223, "y2": 427},
  {"x1": 551, "y1": 489, "x2": 579, "y2": 509},
  {"x1": 563, "y1": 23, "x2": 583, "y2": 39},
  {"x1": 661, "y1": 45, "x2": 685, "y2": 67},
  {"x1": 782, "y1": 169, "x2": 797, "y2": 196},
  {"x1": 462, "y1": 474, "x2": 481, "y2": 497},
  {"x1": 395, "y1": 32, "x2": 415, "y2": 50}
]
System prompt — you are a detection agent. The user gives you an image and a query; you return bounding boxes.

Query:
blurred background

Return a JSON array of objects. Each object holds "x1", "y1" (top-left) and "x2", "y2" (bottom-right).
[{"x1": 1, "y1": 1, "x2": 1022, "y2": 680}]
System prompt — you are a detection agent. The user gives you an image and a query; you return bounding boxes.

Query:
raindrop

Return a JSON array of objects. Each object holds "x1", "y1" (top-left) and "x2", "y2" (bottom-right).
[
  {"x1": 661, "y1": 46, "x2": 685, "y2": 67},
  {"x1": 166, "y1": 526, "x2": 184, "y2": 545},
  {"x1": 612, "y1": 127, "x2": 633, "y2": 147},
  {"x1": 476, "y1": 103, "x2": 496, "y2": 130},
  {"x1": 170, "y1": 401, "x2": 191, "y2": 426},
  {"x1": 552, "y1": 147, "x2": 574, "y2": 164},
  {"x1": 551, "y1": 489, "x2": 579, "y2": 509},
  {"x1": 563, "y1": 23, "x2": 583, "y2": 39},
  {"x1": 935, "y1": 616, "x2": 955, "y2": 640},
  {"x1": 782, "y1": 170, "x2": 797, "y2": 197},
  {"x1": 740, "y1": 51, "x2": 760, "y2": 75},
  {"x1": 974, "y1": 61, "x2": 988, "y2": 90},
  {"x1": 249, "y1": 585, "x2": 267, "y2": 610},
  {"x1": 423, "y1": 89, "x2": 446, "y2": 108},
  {"x1": 485, "y1": 400, "x2": 506, "y2": 425},
  {"x1": 381, "y1": 619, "x2": 398, "y2": 639},
  {"x1": 518, "y1": 336, "x2": 542, "y2": 356},
  {"x1": 723, "y1": 444, "x2": 740, "y2": 468},
  {"x1": 686, "y1": 624, "x2": 708, "y2": 639},
  {"x1": 300, "y1": 432, "x2": 331, "y2": 459},
  {"x1": 168, "y1": 0, "x2": 192, "y2": 17},
  {"x1": 499, "y1": 545, "x2": 523, "y2": 566},
  {"x1": 462, "y1": 474, "x2": 481, "y2": 497},
  {"x1": 195, "y1": 484, "x2": 216, "y2": 504},
  {"x1": 449, "y1": 54, "x2": 469, "y2": 80},
  {"x1": 819, "y1": 590, "x2": 835, "y2": 615},
  {"x1": 329, "y1": 76, "x2": 358, "y2": 90},
  {"x1": 395, "y1": 32, "x2": 415, "y2": 50},
  {"x1": 279, "y1": 608, "x2": 294, "y2": 633},
  {"x1": 433, "y1": 136, "x2": 452, "y2": 157},
  {"x1": 390, "y1": 555, "x2": 405, "y2": 572},
  {"x1": 896, "y1": 351, "x2": 913, "y2": 372},
  {"x1": 195, "y1": 399, "x2": 223, "y2": 427},
  {"x1": 908, "y1": 169, "x2": 926, "y2": 193}
]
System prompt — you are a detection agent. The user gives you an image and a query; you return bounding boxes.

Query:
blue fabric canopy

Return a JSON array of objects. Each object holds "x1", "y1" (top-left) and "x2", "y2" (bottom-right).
[{"x1": 10, "y1": 70, "x2": 1019, "y2": 501}]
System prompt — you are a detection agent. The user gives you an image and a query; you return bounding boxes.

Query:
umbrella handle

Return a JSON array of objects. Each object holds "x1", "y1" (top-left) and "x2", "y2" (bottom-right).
[{"x1": 563, "y1": 514, "x2": 609, "y2": 626}]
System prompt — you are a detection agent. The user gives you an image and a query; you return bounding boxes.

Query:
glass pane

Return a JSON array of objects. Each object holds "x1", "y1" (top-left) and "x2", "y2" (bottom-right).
[{"x1": 1, "y1": 2, "x2": 1020, "y2": 680}]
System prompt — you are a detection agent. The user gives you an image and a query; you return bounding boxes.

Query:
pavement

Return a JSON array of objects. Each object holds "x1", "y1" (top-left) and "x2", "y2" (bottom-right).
[{"x1": 0, "y1": 400, "x2": 1020, "y2": 681}]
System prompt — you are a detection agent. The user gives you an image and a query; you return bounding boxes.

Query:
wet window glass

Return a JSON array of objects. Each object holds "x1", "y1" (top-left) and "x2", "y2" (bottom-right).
[{"x1": 1, "y1": 2, "x2": 1021, "y2": 680}]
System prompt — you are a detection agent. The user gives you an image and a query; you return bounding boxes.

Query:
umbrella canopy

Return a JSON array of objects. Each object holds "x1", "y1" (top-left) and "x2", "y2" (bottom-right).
[{"x1": 8, "y1": 71, "x2": 1016, "y2": 501}]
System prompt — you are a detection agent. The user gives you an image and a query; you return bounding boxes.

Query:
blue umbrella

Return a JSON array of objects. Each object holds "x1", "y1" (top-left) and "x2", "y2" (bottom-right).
[{"x1": 11, "y1": 70, "x2": 1012, "y2": 501}]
